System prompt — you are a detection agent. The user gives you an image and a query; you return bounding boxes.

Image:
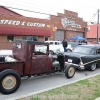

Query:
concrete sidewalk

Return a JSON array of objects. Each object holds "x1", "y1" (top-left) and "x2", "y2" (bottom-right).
[{"x1": 95, "y1": 97, "x2": 100, "y2": 100}]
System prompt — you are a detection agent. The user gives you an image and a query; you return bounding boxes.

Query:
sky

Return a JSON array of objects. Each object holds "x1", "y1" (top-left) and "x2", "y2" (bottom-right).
[{"x1": 0, "y1": 0, "x2": 100, "y2": 24}]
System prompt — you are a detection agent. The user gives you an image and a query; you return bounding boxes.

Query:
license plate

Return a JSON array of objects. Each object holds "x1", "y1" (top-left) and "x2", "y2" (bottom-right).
[{"x1": 68, "y1": 59, "x2": 72, "y2": 63}]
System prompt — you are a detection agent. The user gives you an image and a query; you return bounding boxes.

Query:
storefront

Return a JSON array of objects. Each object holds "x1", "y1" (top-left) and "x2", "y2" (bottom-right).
[{"x1": 0, "y1": 6, "x2": 87, "y2": 49}]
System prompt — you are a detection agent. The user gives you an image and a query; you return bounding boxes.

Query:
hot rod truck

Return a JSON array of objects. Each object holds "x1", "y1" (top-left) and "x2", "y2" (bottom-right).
[{"x1": 0, "y1": 40, "x2": 75, "y2": 94}]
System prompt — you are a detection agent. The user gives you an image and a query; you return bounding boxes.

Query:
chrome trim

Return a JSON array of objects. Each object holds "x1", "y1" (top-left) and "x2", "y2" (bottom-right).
[
  {"x1": 65, "y1": 62, "x2": 79, "y2": 66},
  {"x1": 65, "y1": 62, "x2": 85, "y2": 69},
  {"x1": 82, "y1": 59, "x2": 100, "y2": 66}
]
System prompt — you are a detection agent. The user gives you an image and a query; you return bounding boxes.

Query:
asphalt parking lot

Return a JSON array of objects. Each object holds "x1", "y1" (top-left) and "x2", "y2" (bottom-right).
[{"x1": 0, "y1": 68, "x2": 100, "y2": 100}]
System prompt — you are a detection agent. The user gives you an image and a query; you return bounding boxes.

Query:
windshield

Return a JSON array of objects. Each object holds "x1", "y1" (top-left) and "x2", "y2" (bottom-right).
[{"x1": 73, "y1": 46, "x2": 94, "y2": 54}]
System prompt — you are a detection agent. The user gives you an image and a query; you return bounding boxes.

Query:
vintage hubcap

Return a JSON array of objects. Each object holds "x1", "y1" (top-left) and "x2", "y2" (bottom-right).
[
  {"x1": 91, "y1": 63, "x2": 96, "y2": 70},
  {"x1": 68, "y1": 67, "x2": 75, "y2": 76},
  {"x1": 2, "y1": 75, "x2": 16, "y2": 90}
]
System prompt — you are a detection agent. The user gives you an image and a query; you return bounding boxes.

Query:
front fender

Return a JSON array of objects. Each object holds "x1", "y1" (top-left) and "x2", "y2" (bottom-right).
[{"x1": 65, "y1": 62, "x2": 85, "y2": 70}]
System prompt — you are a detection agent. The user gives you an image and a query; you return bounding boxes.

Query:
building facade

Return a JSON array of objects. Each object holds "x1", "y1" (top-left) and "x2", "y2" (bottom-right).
[
  {"x1": 87, "y1": 24, "x2": 100, "y2": 42},
  {"x1": 0, "y1": 6, "x2": 87, "y2": 49}
]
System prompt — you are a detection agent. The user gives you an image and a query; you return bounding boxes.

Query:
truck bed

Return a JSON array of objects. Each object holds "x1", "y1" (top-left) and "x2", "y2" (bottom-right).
[{"x1": 0, "y1": 56, "x2": 24, "y2": 76}]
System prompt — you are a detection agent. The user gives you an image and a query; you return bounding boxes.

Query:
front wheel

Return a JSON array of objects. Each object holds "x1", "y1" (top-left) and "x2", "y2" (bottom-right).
[
  {"x1": 0, "y1": 69, "x2": 21, "y2": 94},
  {"x1": 65, "y1": 64, "x2": 75, "y2": 78},
  {"x1": 88, "y1": 63, "x2": 97, "y2": 71}
]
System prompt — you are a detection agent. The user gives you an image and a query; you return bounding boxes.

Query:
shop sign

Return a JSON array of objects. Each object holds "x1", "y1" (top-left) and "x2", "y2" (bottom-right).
[
  {"x1": 67, "y1": 28, "x2": 76, "y2": 31},
  {"x1": 61, "y1": 18, "x2": 81, "y2": 28},
  {"x1": 0, "y1": 19, "x2": 45, "y2": 27}
]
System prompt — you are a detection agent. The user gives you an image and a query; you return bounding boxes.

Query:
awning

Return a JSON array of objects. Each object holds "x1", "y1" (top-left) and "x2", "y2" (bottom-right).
[{"x1": 0, "y1": 26, "x2": 51, "y2": 36}]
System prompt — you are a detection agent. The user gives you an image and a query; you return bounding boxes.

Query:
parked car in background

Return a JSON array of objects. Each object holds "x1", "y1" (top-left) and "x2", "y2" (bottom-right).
[
  {"x1": 45, "y1": 41, "x2": 64, "y2": 54},
  {"x1": 65, "y1": 44, "x2": 100, "y2": 71},
  {"x1": 66, "y1": 42, "x2": 86, "y2": 52}
]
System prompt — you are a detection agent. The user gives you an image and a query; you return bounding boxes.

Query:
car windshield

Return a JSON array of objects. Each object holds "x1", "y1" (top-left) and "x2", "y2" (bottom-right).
[{"x1": 73, "y1": 46, "x2": 94, "y2": 54}]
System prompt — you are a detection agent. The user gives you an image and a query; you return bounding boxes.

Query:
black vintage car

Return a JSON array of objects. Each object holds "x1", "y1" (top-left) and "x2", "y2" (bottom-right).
[{"x1": 64, "y1": 44, "x2": 100, "y2": 71}]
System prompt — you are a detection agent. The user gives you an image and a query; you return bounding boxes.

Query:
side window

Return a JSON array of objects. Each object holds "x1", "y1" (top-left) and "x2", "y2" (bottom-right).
[
  {"x1": 90, "y1": 49, "x2": 95, "y2": 54},
  {"x1": 96, "y1": 49, "x2": 100, "y2": 54},
  {"x1": 50, "y1": 42, "x2": 53, "y2": 45},
  {"x1": 44, "y1": 36, "x2": 49, "y2": 41},
  {"x1": 33, "y1": 45, "x2": 47, "y2": 55}
]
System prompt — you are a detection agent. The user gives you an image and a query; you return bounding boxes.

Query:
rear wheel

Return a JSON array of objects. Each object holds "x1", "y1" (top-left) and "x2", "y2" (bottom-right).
[
  {"x1": 65, "y1": 64, "x2": 75, "y2": 78},
  {"x1": 0, "y1": 69, "x2": 21, "y2": 94}
]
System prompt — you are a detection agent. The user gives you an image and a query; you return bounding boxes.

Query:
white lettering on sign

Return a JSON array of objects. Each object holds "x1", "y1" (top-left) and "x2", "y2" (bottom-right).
[
  {"x1": 21, "y1": 21, "x2": 25, "y2": 26},
  {"x1": 61, "y1": 18, "x2": 81, "y2": 28},
  {"x1": 0, "y1": 19, "x2": 45, "y2": 27},
  {"x1": 27, "y1": 22, "x2": 45, "y2": 27}
]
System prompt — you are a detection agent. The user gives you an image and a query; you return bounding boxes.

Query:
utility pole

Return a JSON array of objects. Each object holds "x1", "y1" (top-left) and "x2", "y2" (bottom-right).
[{"x1": 97, "y1": 9, "x2": 99, "y2": 42}]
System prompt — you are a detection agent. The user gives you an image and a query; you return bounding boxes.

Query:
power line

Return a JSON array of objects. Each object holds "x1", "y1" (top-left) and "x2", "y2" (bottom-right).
[
  {"x1": 0, "y1": 5, "x2": 51, "y2": 16},
  {"x1": 0, "y1": 1, "x2": 58, "y2": 14},
  {"x1": 87, "y1": 11, "x2": 98, "y2": 24}
]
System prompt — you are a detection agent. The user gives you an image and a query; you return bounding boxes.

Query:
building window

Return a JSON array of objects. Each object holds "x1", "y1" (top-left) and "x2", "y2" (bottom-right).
[
  {"x1": 33, "y1": 36, "x2": 38, "y2": 41},
  {"x1": 7, "y1": 35, "x2": 15, "y2": 42},
  {"x1": 44, "y1": 36, "x2": 49, "y2": 41},
  {"x1": 22, "y1": 36, "x2": 38, "y2": 41}
]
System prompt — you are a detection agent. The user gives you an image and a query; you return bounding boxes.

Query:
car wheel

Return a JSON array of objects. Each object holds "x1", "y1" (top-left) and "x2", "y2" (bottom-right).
[
  {"x1": 89, "y1": 63, "x2": 97, "y2": 71},
  {"x1": 49, "y1": 50, "x2": 54, "y2": 55},
  {"x1": 66, "y1": 49, "x2": 72, "y2": 52},
  {"x1": 0, "y1": 69, "x2": 21, "y2": 94},
  {"x1": 65, "y1": 64, "x2": 75, "y2": 78}
]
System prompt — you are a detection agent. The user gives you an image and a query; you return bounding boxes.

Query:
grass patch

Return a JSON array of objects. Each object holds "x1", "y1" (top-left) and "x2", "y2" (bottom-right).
[{"x1": 18, "y1": 75, "x2": 100, "y2": 100}]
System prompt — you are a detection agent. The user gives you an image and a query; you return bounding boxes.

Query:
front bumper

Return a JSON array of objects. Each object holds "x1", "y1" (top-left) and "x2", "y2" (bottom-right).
[{"x1": 65, "y1": 62, "x2": 85, "y2": 70}]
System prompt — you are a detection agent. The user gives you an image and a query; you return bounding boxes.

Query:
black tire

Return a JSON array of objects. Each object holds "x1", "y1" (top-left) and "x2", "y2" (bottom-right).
[
  {"x1": 65, "y1": 64, "x2": 75, "y2": 78},
  {"x1": 0, "y1": 69, "x2": 21, "y2": 94},
  {"x1": 88, "y1": 63, "x2": 97, "y2": 71}
]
